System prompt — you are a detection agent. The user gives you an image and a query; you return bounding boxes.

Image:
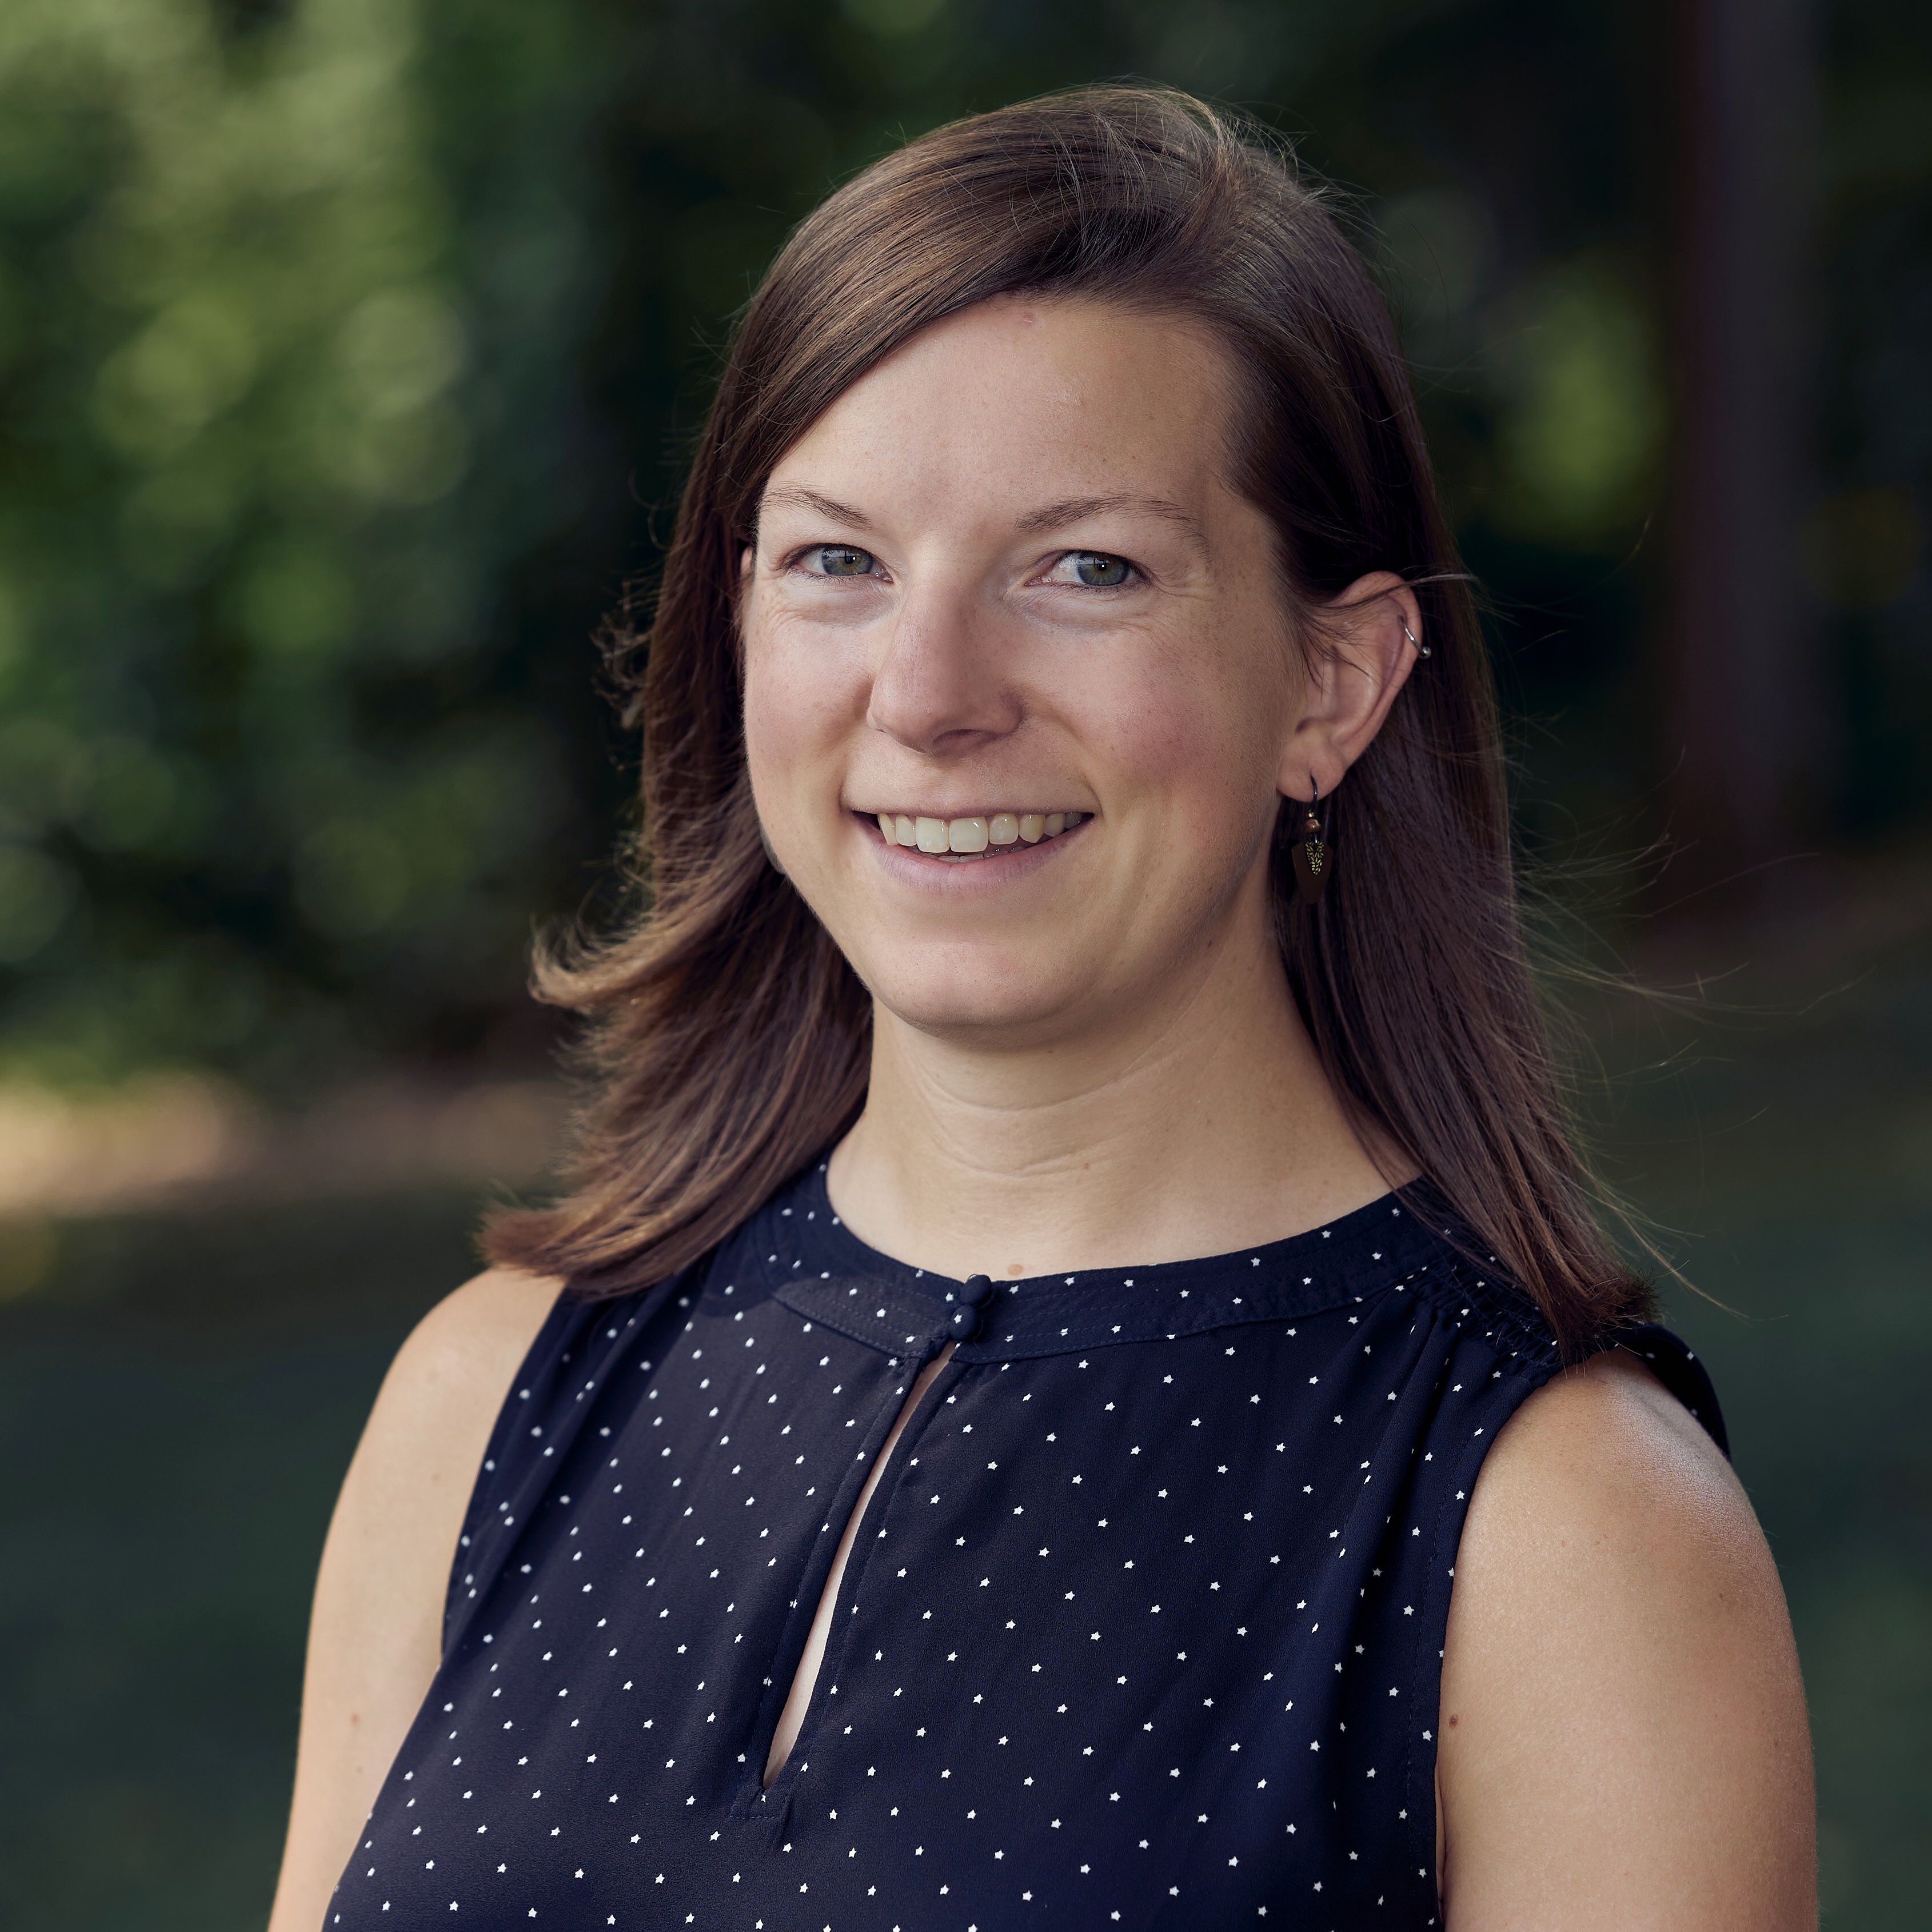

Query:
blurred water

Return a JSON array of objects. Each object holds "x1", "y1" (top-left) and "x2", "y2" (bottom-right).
[
  {"x1": 0, "y1": 975, "x2": 1925, "y2": 1927},
  {"x1": 0, "y1": 1196, "x2": 472, "y2": 1931},
  {"x1": 1590, "y1": 907, "x2": 1932, "y2": 1928},
  {"x1": 1661, "y1": 1212, "x2": 1931, "y2": 1926}
]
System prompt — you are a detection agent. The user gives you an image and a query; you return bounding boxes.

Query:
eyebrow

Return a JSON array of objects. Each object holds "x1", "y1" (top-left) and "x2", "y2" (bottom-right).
[
  {"x1": 754, "y1": 485, "x2": 1210, "y2": 556},
  {"x1": 756, "y1": 485, "x2": 876, "y2": 533},
  {"x1": 1014, "y1": 493, "x2": 1208, "y2": 555}
]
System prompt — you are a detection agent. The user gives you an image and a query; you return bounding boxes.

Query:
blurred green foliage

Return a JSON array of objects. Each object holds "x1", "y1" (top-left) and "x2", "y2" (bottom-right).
[
  {"x1": 0, "y1": 0, "x2": 1927, "y2": 1090},
  {"x1": 0, "y1": 0, "x2": 622, "y2": 1088},
  {"x1": 1819, "y1": 6, "x2": 1932, "y2": 828}
]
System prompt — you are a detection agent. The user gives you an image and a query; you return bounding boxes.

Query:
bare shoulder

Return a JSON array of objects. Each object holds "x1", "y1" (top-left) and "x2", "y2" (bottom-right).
[
  {"x1": 321, "y1": 1262, "x2": 563, "y2": 1664},
  {"x1": 1436, "y1": 1349, "x2": 1815, "y2": 1930},
  {"x1": 382, "y1": 1264, "x2": 564, "y2": 1436},
  {"x1": 1471, "y1": 1346, "x2": 1746, "y2": 1551},
  {"x1": 343, "y1": 1264, "x2": 563, "y2": 1532},
  {"x1": 266, "y1": 1267, "x2": 560, "y2": 1932}
]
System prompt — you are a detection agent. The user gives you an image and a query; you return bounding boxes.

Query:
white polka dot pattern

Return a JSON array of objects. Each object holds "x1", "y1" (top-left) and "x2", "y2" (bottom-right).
[{"x1": 327, "y1": 1165, "x2": 1722, "y2": 1929}]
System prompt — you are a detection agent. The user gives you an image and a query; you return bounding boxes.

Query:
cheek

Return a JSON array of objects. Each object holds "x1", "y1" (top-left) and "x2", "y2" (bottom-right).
[
  {"x1": 741, "y1": 621, "x2": 852, "y2": 809},
  {"x1": 1092, "y1": 643, "x2": 1289, "y2": 846}
]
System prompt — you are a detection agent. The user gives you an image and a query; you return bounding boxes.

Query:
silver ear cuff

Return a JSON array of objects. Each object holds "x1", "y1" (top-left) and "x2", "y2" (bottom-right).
[{"x1": 1402, "y1": 622, "x2": 1430, "y2": 658}]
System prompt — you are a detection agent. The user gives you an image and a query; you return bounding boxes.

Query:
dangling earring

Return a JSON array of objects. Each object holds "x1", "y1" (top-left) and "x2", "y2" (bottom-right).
[{"x1": 1290, "y1": 777, "x2": 1332, "y2": 905}]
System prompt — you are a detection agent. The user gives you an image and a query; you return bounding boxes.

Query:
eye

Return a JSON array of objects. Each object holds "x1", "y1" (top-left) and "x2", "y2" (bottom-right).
[
  {"x1": 1051, "y1": 550, "x2": 1136, "y2": 588},
  {"x1": 803, "y1": 544, "x2": 877, "y2": 577}
]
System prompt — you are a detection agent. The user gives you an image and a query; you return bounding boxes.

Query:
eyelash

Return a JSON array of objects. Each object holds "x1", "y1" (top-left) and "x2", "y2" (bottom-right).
[
  {"x1": 784, "y1": 545, "x2": 1142, "y2": 588},
  {"x1": 790, "y1": 544, "x2": 878, "y2": 579},
  {"x1": 1046, "y1": 551, "x2": 1140, "y2": 590}
]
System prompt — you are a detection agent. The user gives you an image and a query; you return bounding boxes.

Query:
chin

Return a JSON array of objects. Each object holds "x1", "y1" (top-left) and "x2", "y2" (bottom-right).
[{"x1": 860, "y1": 950, "x2": 1095, "y2": 1043}]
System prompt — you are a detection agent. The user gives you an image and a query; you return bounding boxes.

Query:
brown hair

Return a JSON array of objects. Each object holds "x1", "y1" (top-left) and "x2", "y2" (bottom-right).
[{"x1": 486, "y1": 84, "x2": 1652, "y2": 1358}]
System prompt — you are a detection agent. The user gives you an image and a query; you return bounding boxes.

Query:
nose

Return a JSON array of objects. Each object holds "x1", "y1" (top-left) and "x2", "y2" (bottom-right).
[{"x1": 865, "y1": 576, "x2": 1022, "y2": 757}]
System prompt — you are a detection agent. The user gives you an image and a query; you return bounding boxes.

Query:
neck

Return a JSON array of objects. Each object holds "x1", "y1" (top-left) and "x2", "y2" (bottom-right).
[{"x1": 825, "y1": 903, "x2": 1397, "y2": 1283}]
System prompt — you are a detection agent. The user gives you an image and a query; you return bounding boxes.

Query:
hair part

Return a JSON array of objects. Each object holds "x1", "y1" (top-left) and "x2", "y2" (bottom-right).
[{"x1": 486, "y1": 83, "x2": 1654, "y2": 1359}]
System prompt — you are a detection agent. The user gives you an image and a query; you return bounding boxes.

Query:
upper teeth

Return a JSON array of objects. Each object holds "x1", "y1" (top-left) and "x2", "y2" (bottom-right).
[{"x1": 876, "y1": 812, "x2": 1085, "y2": 853}]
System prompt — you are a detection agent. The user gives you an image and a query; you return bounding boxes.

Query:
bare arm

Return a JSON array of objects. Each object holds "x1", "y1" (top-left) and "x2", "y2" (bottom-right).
[
  {"x1": 266, "y1": 1268, "x2": 560, "y2": 1932},
  {"x1": 1437, "y1": 1350, "x2": 1815, "y2": 1930}
]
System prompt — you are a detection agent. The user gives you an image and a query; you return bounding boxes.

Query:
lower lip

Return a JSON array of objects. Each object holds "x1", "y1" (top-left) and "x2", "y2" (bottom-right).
[{"x1": 855, "y1": 813, "x2": 1089, "y2": 890}]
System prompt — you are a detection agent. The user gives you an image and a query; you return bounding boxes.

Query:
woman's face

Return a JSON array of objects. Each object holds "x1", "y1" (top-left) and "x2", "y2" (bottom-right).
[{"x1": 741, "y1": 297, "x2": 1312, "y2": 1048}]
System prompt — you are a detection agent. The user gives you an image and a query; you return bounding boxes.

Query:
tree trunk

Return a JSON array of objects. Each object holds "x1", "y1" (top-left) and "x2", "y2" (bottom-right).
[{"x1": 1668, "y1": 0, "x2": 1821, "y2": 909}]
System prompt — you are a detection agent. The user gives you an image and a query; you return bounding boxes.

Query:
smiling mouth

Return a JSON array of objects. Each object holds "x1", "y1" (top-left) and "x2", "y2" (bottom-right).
[{"x1": 865, "y1": 810, "x2": 1089, "y2": 861}]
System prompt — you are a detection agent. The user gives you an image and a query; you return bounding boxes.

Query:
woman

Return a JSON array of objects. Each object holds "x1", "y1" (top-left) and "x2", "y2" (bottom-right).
[{"x1": 270, "y1": 88, "x2": 1814, "y2": 1930}]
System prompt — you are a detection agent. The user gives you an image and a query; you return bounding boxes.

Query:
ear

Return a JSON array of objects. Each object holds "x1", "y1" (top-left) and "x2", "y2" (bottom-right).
[{"x1": 1278, "y1": 571, "x2": 1425, "y2": 804}]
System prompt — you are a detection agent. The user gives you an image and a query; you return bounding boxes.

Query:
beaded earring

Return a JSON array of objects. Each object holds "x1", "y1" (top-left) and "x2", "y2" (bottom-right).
[{"x1": 1290, "y1": 777, "x2": 1332, "y2": 905}]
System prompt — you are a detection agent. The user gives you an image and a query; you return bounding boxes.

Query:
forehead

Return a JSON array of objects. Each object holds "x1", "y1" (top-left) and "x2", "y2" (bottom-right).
[{"x1": 761, "y1": 298, "x2": 1236, "y2": 512}]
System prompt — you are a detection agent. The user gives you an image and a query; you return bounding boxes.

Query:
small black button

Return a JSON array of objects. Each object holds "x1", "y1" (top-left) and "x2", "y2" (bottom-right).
[
  {"x1": 948, "y1": 1305, "x2": 983, "y2": 1340},
  {"x1": 960, "y1": 1273, "x2": 996, "y2": 1308}
]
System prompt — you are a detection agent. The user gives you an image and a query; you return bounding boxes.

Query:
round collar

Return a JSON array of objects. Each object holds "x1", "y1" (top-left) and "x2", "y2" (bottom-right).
[{"x1": 749, "y1": 1160, "x2": 1460, "y2": 1363}]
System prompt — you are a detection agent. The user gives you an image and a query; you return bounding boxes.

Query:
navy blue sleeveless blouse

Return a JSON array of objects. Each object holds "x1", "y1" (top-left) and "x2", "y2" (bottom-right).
[{"x1": 329, "y1": 1161, "x2": 1722, "y2": 1930}]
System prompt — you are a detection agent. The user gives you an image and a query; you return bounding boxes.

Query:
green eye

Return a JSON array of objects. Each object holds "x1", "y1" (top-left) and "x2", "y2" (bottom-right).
[
  {"x1": 1072, "y1": 552, "x2": 1131, "y2": 587},
  {"x1": 815, "y1": 545, "x2": 875, "y2": 577}
]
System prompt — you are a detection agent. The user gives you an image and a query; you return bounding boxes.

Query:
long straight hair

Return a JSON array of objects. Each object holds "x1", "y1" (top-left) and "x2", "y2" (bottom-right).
[{"x1": 486, "y1": 85, "x2": 1652, "y2": 1358}]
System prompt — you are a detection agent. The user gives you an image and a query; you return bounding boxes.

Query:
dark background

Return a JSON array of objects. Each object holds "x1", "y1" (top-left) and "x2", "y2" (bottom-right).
[{"x1": 0, "y1": 0, "x2": 1926, "y2": 1925}]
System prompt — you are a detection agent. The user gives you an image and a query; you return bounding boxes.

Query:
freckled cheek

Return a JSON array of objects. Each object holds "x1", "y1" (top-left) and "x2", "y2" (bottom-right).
[
  {"x1": 742, "y1": 630, "x2": 863, "y2": 816},
  {"x1": 1089, "y1": 677, "x2": 1279, "y2": 855}
]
